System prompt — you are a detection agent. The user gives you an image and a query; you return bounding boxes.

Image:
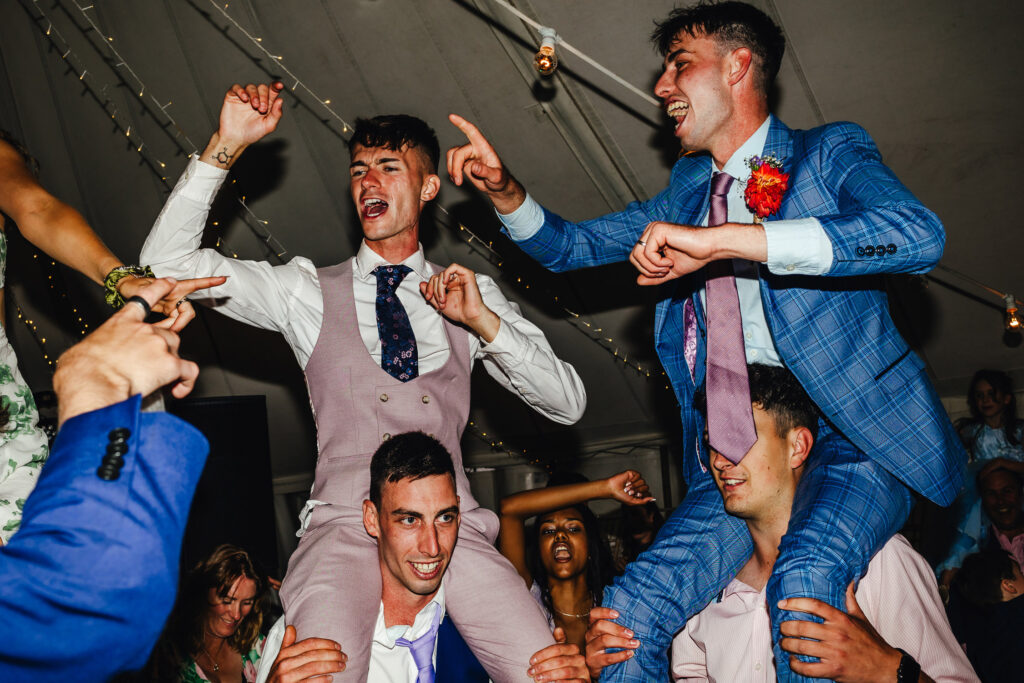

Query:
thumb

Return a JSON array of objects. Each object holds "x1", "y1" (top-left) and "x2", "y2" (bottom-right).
[
  {"x1": 282, "y1": 624, "x2": 298, "y2": 649},
  {"x1": 845, "y1": 582, "x2": 864, "y2": 619},
  {"x1": 552, "y1": 626, "x2": 567, "y2": 644},
  {"x1": 470, "y1": 160, "x2": 502, "y2": 185},
  {"x1": 118, "y1": 277, "x2": 177, "y2": 321}
]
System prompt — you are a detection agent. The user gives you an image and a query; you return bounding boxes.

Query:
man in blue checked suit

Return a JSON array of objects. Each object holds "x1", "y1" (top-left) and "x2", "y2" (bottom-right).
[
  {"x1": 447, "y1": 2, "x2": 964, "y2": 680},
  {"x1": 0, "y1": 279, "x2": 208, "y2": 683}
]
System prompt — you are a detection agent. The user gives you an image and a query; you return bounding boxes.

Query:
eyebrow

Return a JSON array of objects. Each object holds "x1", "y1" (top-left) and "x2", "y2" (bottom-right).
[
  {"x1": 350, "y1": 157, "x2": 403, "y2": 169},
  {"x1": 540, "y1": 516, "x2": 584, "y2": 524},
  {"x1": 390, "y1": 505, "x2": 459, "y2": 519},
  {"x1": 664, "y1": 47, "x2": 691, "y2": 64}
]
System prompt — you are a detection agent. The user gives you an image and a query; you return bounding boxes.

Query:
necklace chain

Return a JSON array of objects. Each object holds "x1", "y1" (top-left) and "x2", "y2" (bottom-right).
[
  {"x1": 553, "y1": 595, "x2": 593, "y2": 620},
  {"x1": 199, "y1": 641, "x2": 222, "y2": 673}
]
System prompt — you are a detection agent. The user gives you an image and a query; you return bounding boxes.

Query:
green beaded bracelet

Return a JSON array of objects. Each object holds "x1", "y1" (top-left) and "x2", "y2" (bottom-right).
[{"x1": 104, "y1": 265, "x2": 155, "y2": 309}]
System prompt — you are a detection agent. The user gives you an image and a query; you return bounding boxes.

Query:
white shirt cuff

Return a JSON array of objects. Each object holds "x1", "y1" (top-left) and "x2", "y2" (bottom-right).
[
  {"x1": 177, "y1": 157, "x2": 229, "y2": 204},
  {"x1": 764, "y1": 217, "x2": 833, "y2": 275},
  {"x1": 479, "y1": 317, "x2": 521, "y2": 358},
  {"x1": 496, "y1": 193, "x2": 545, "y2": 241}
]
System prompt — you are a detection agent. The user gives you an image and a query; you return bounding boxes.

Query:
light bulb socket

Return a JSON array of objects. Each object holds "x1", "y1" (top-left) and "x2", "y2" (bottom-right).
[
  {"x1": 1004, "y1": 293, "x2": 1023, "y2": 331},
  {"x1": 534, "y1": 27, "x2": 559, "y2": 76}
]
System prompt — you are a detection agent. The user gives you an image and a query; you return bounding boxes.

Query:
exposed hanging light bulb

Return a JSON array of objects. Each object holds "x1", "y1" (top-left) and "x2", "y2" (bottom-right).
[
  {"x1": 1005, "y1": 294, "x2": 1023, "y2": 331},
  {"x1": 533, "y1": 27, "x2": 559, "y2": 76}
]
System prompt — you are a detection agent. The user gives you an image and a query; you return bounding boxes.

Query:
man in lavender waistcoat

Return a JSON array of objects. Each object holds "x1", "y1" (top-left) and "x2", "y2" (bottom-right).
[{"x1": 141, "y1": 84, "x2": 587, "y2": 681}]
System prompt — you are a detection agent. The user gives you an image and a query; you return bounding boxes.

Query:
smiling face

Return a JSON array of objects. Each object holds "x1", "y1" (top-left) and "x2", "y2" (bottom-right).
[
  {"x1": 980, "y1": 469, "x2": 1024, "y2": 533},
  {"x1": 349, "y1": 143, "x2": 440, "y2": 256},
  {"x1": 654, "y1": 31, "x2": 738, "y2": 156},
  {"x1": 204, "y1": 575, "x2": 258, "y2": 639},
  {"x1": 364, "y1": 473, "x2": 459, "y2": 601},
  {"x1": 972, "y1": 379, "x2": 1011, "y2": 423},
  {"x1": 710, "y1": 404, "x2": 810, "y2": 525},
  {"x1": 537, "y1": 507, "x2": 589, "y2": 581}
]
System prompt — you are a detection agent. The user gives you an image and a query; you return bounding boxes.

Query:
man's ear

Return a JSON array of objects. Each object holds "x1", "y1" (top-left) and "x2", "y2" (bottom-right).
[
  {"x1": 421, "y1": 174, "x2": 440, "y2": 202},
  {"x1": 363, "y1": 499, "x2": 380, "y2": 539},
  {"x1": 726, "y1": 46, "x2": 754, "y2": 87},
  {"x1": 1002, "y1": 577, "x2": 1020, "y2": 600},
  {"x1": 788, "y1": 426, "x2": 814, "y2": 470}
]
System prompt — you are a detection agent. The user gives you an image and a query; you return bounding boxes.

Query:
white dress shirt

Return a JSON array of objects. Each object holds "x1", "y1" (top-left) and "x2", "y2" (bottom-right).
[
  {"x1": 141, "y1": 159, "x2": 586, "y2": 424},
  {"x1": 498, "y1": 115, "x2": 834, "y2": 367},
  {"x1": 257, "y1": 585, "x2": 447, "y2": 683},
  {"x1": 670, "y1": 535, "x2": 979, "y2": 682}
]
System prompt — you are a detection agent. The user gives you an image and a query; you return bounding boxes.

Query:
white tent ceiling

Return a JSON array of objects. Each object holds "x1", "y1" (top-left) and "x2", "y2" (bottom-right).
[{"x1": 1, "y1": 0, "x2": 1021, "y2": 480}]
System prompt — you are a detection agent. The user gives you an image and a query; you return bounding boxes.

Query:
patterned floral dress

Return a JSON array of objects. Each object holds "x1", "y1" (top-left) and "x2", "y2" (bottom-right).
[{"x1": 0, "y1": 230, "x2": 49, "y2": 543}]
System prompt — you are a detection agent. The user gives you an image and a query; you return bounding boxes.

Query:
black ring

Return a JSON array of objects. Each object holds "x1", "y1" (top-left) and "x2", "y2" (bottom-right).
[{"x1": 126, "y1": 296, "x2": 151, "y2": 317}]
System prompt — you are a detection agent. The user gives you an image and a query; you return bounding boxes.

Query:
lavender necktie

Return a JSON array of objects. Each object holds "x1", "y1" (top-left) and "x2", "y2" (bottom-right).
[
  {"x1": 704, "y1": 172, "x2": 756, "y2": 463},
  {"x1": 395, "y1": 603, "x2": 441, "y2": 683}
]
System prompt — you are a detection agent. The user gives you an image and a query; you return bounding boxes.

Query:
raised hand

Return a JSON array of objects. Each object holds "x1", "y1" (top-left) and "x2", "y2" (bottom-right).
[
  {"x1": 117, "y1": 275, "x2": 227, "y2": 332},
  {"x1": 53, "y1": 278, "x2": 200, "y2": 425},
  {"x1": 527, "y1": 627, "x2": 589, "y2": 683},
  {"x1": 606, "y1": 470, "x2": 655, "y2": 506},
  {"x1": 447, "y1": 114, "x2": 526, "y2": 213},
  {"x1": 629, "y1": 221, "x2": 714, "y2": 285},
  {"x1": 419, "y1": 262, "x2": 500, "y2": 342},
  {"x1": 202, "y1": 82, "x2": 286, "y2": 170}
]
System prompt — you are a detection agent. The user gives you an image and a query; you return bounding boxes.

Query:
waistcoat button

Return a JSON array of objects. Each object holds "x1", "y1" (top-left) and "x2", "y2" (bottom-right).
[
  {"x1": 380, "y1": 393, "x2": 388, "y2": 402},
  {"x1": 382, "y1": 433, "x2": 391, "y2": 441},
  {"x1": 421, "y1": 395, "x2": 430, "y2": 404}
]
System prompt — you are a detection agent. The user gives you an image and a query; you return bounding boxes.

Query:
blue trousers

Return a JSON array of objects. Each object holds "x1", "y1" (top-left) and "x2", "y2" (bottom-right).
[{"x1": 601, "y1": 424, "x2": 913, "y2": 682}]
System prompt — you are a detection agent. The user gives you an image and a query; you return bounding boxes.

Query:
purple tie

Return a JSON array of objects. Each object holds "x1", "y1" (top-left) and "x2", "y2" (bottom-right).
[
  {"x1": 704, "y1": 172, "x2": 756, "y2": 463},
  {"x1": 395, "y1": 603, "x2": 441, "y2": 683}
]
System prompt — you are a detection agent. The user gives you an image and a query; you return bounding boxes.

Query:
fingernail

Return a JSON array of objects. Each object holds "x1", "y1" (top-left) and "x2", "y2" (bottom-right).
[
  {"x1": 625, "y1": 629, "x2": 634, "y2": 637},
  {"x1": 777, "y1": 600, "x2": 786, "y2": 608},
  {"x1": 527, "y1": 667, "x2": 535, "y2": 675},
  {"x1": 611, "y1": 610, "x2": 619, "y2": 618},
  {"x1": 630, "y1": 639, "x2": 639, "y2": 647}
]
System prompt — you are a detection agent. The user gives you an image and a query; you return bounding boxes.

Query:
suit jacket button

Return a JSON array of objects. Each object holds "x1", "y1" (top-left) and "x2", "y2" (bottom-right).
[
  {"x1": 106, "y1": 442, "x2": 129, "y2": 456},
  {"x1": 379, "y1": 393, "x2": 388, "y2": 402},
  {"x1": 422, "y1": 395, "x2": 430, "y2": 404},
  {"x1": 856, "y1": 246, "x2": 865, "y2": 257},
  {"x1": 886, "y1": 243, "x2": 897, "y2": 254},
  {"x1": 875, "y1": 244, "x2": 885, "y2": 256},
  {"x1": 108, "y1": 428, "x2": 131, "y2": 441},
  {"x1": 863, "y1": 245, "x2": 875, "y2": 257},
  {"x1": 96, "y1": 465, "x2": 119, "y2": 481}
]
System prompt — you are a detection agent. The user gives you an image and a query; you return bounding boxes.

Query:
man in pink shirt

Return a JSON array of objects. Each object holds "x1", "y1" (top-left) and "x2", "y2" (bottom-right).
[{"x1": 587, "y1": 364, "x2": 977, "y2": 682}]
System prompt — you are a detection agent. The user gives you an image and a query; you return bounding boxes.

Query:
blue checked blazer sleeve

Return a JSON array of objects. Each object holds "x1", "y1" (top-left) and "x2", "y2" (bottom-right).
[
  {"x1": 0, "y1": 395, "x2": 209, "y2": 683},
  {"x1": 786, "y1": 122, "x2": 945, "y2": 277}
]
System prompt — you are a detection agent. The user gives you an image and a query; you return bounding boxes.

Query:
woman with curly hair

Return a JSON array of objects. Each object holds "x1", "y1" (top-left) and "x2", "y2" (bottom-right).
[
  {"x1": 150, "y1": 544, "x2": 269, "y2": 682},
  {"x1": 498, "y1": 470, "x2": 652, "y2": 657}
]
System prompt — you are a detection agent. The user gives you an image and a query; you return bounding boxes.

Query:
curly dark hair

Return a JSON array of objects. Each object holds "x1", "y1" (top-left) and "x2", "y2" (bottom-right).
[
  {"x1": 347, "y1": 114, "x2": 440, "y2": 174},
  {"x1": 696, "y1": 363, "x2": 820, "y2": 439},
  {"x1": 148, "y1": 544, "x2": 269, "y2": 681},
  {"x1": 953, "y1": 550, "x2": 1017, "y2": 606},
  {"x1": 651, "y1": 1, "x2": 785, "y2": 97}
]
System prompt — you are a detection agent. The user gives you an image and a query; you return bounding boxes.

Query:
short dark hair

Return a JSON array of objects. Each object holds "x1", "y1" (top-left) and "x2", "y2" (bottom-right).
[
  {"x1": 696, "y1": 364, "x2": 819, "y2": 440},
  {"x1": 369, "y1": 431, "x2": 455, "y2": 508},
  {"x1": 978, "y1": 465, "x2": 1024, "y2": 495},
  {"x1": 954, "y1": 550, "x2": 1017, "y2": 606},
  {"x1": 348, "y1": 115, "x2": 440, "y2": 173},
  {"x1": 651, "y1": 1, "x2": 785, "y2": 96}
]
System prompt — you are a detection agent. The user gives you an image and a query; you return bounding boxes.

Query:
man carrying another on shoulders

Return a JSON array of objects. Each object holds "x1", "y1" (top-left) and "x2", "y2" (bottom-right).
[
  {"x1": 257, "y1": 432, "x2": 589, "y2": 683},
  {"x1": 587, "y1": 365, "x2": 977, "y2": 682},
  {"x1": 141, "y1": 84, "x2": 586, "y2": 680}
]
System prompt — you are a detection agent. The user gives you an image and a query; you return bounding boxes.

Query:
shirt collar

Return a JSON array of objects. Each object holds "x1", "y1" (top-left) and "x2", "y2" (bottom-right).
[
  {"x1": 715, "y1": 114, "x2": 773, "y2": 180},
  {"x1": 373, "y1": 581, "x2": 447, "y2": 649},
  {"x1": 354, "y1": 240, "x2": 431, "y2": 282}
]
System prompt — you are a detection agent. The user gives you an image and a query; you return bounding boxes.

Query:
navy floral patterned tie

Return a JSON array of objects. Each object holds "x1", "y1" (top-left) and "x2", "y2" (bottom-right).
[{"x1": 373, "y1": 265, "x2": 418, "y2": 382}]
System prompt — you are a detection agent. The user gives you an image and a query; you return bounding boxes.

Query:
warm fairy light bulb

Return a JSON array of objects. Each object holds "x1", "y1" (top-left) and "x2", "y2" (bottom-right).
[
  {"x1": 533, "y1": 28, "x2": 559, "y2": 76},
  {"x1": 1005, "y1": 294, "x2": 1023, "y2": 331}
]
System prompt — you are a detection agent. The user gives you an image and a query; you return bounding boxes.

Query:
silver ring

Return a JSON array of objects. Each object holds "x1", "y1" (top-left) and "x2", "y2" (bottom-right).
[
  {"x1": 175, "y1": 297, "x2": 189, "y2": 308},
  {"x1": 636, "y1": 239, "x2": 647, "y2": 247}
]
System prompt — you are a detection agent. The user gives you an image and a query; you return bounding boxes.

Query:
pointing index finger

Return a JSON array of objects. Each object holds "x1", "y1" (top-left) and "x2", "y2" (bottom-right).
[{"x1": 448, "y1": 114, "x2": 491, "y2": 151}]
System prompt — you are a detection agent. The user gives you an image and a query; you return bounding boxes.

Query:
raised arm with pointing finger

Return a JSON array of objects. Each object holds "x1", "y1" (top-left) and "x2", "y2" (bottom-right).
[
  {"x1": 0, "y1": 278, "x2": 211, "y2": 683},
  {"x1": 448, "y1": 5, "x2": 962, "y2": 681},
  {"x1": 141, "y1": 82, "x2": 585, "y2": 680}
]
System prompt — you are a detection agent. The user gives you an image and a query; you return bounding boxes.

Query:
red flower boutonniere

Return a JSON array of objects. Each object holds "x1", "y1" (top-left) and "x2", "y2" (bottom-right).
[{"x1": 744, "y1": 155, "x2": 789, "y2": 222}]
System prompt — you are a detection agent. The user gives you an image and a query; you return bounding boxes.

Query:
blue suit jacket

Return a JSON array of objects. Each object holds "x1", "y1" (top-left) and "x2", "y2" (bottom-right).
[
  {"x1": 512, "y1": 117, "x2": 964, "y2": 505},
  {"x1": 0, "y1": 395, "x2": 209, "y2": 682}
]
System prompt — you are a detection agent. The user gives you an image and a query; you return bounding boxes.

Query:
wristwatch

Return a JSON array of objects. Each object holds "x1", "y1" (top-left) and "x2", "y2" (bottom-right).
[{"x1": 895, "y1": 648, "x2": 921, "y2": 682}]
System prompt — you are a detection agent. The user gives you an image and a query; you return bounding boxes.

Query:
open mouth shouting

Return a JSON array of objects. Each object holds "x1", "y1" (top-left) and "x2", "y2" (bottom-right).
[
  {"x1": 362, "y1": 196, "x2": 389, "y2": 219},
  {"x1": 552, "y1": 542, "x2": 572, "y2": 563}
]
